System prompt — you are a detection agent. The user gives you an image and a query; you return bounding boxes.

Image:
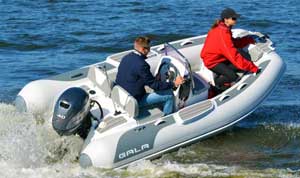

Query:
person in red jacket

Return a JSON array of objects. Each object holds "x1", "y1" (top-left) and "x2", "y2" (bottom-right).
[{"x1": 201, "y1": 8, "x2": 259, "y2": 92}]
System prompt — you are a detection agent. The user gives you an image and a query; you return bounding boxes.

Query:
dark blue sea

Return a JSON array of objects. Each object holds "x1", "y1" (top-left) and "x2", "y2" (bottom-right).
[{"x1": 0, "y1": 0, "x2": 299, "y2": 177}]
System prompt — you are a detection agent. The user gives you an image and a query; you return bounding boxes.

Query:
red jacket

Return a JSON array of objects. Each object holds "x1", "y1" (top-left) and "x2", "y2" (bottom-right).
[{"x1": 200, "y1": 22, "x2": 258, "y2": 73}]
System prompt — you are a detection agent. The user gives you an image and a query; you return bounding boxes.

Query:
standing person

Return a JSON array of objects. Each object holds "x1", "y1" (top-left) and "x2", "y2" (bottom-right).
[
  {"x1": 115, "y1": 36, "x2": 184, "y2": 116},
  {"x1": 201, "y1": 8, "x2": 259, "y2": 92}
]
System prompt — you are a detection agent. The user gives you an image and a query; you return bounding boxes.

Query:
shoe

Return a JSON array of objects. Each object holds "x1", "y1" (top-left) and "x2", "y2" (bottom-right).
[
  {"x1": 223, "y1": 82, "x2": 232, "y2": 87},
  {"x1": 208, "y1": 85, "x2": 219, "y2": 99},
  {"x1": 208, "y1": 88, "x2": 215, "y2": 99}
]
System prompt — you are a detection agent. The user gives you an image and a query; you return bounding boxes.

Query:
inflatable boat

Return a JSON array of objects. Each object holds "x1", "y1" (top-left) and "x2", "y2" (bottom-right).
[{"x1": 15, "y1": 29, "x2": 285, "y2": 168}]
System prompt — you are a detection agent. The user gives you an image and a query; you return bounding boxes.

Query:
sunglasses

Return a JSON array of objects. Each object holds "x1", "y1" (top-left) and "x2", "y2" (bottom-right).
[
  {"x1": 231, "y1": 17, "x2": 237, "y2": 21},
  {"x1": 143, "y1": 47, "x2": 150, "y2": 51}
]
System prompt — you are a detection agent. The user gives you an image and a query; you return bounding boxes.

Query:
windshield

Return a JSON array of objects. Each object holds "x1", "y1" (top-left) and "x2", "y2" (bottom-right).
[
  {"x1": 163, "y1": 43, "x2": 195, "y2": 88},
  {"x1": 164, "y1": 43, "x2": 188, "y2": 66}
]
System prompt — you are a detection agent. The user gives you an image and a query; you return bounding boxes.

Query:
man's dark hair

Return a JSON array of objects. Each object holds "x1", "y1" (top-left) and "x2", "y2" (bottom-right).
[{"x1": 135, "y1": 36, "x2": 151, "y2": 49}]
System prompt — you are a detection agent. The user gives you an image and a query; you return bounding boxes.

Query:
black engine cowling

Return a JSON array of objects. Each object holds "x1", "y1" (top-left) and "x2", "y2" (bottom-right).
[{"x1": 52, "y1": 87, "x2": 92, "y2": 138}]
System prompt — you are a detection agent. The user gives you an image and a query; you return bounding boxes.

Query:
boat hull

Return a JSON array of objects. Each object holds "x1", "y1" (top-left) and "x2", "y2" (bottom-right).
[{"x1": 15, "y1": 29, "x2": 286, "y2": 169}]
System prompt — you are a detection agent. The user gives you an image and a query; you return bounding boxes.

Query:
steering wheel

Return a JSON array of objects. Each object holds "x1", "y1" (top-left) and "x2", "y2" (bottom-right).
[
  {"x1": 156, "y1": 62, "x2": 180, "y2": 90},
  {"x1": 90, "y1": 100, "x2": 103, "y2": 121}
]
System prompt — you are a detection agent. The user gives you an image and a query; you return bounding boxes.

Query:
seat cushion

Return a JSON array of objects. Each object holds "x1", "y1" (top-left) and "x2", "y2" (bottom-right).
[{"x1": 111, "y1": 85, "x2": 139, "y2": 118}]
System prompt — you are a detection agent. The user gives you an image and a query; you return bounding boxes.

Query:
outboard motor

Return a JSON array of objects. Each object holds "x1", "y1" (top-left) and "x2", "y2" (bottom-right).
[{"x1": 52, "y1": 87, "x2": 103, "y2": 139}]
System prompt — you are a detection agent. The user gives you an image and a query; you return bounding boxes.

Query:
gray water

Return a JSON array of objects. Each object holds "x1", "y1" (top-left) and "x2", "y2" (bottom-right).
[{"x1": 0, "y1": 0, "x2": 300, "y2": 177}]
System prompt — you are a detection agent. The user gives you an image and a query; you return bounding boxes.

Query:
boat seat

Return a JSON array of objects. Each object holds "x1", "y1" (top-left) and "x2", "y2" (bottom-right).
[
  {"x1": 197, "y1": 62, "x2": 216, "y2": 86},
  {"x1": 88, "y1": 66, "x2": 113, "y2": 97},
  {"x1": 111, "y1": 85, "x2": 139, "y2": 118},
  {"x1": 197, "y1": 63, "x2": 246, "y2": 88}
]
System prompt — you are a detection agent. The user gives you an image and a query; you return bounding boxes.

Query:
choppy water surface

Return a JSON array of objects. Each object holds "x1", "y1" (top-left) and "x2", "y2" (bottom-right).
[{"x1": 0, "y1": 0, "x2": 299, "y2": 177}]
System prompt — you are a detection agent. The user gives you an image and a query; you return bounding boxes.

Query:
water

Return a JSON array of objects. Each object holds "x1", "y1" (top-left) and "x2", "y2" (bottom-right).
[{"x1": 0, "y1": 0, "x2": 299, "y2": 177}]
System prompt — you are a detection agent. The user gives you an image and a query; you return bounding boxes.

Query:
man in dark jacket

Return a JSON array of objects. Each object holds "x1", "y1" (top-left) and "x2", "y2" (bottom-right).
[{"x1": 116, "y1": 36, "x2": 184, "y2": 116}]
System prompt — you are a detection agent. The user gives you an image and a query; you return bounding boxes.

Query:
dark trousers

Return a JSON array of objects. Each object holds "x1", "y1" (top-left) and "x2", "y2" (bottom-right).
[{"x1": 210, "y1": 61, "x2": 240, "y2": 91}]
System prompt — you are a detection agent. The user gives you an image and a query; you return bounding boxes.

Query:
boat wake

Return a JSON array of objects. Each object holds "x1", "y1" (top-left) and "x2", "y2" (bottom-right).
[
  {"x1": 0, "y1": 103, "x2": 82, "y2": 168},
  {"x1": 0, "y1": 103, "x2": 299, "y2": 178}
]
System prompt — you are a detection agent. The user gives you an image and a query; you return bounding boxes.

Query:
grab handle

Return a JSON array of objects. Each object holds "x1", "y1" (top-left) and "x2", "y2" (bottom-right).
[{"x1": 154, "y1": 119, "x2": 166, "y2": 126}]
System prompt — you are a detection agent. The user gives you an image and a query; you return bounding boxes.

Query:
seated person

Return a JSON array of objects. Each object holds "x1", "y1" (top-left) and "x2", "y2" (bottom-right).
[
  {"x1": 201, "y1": 8, "x2": 259, "y2": 92},
  {"x1": 115, "y1": 36, "x2": 184, "y2": 116}
]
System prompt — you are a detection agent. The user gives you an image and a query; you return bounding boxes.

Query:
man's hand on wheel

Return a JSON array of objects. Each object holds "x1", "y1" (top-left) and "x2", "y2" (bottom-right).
[{"x1": 174, "y1": 76, "x2": 185, "y2": 87}]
